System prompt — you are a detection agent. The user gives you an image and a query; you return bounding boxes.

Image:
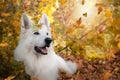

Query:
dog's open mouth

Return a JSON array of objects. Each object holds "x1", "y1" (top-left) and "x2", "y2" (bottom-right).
[{"x1": 34, "y1": 46, "x2": 48, "y2": 55}]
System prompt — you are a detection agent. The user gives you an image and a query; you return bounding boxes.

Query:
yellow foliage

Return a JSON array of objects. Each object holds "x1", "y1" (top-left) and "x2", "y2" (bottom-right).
[
  {"x1": 65, "y1": 26, "x2": 74, "y2": 34},
  {"x1": 112, "y1": 18, "x2": 120, "y2": 26},
  {"x1": 117, "y1": 42, "x2": 120, "y2": 49},
  {"x1": 59, "y1": 0, "x2": 67, "y2": 5},
  {"x1": 38, "y1": 0, "x2": 56, "y2": 22},
  {"x1": 104, "y1": 9, "x2": 112, "y2": 18},
  {"x1": 11, "y1": 0, "x2": 17, "y2": 3},
  {"x1": 0, "y1": 43, "x2": 9, "y2": 47},
  {"x1": 11, "y1": 20, "x2": 20, "y2": 28},
  {"x1": 1, "y1": 13, "x2": 10, "y2": 17},
  {"x1": 14, "y1": 11, "x2": 21, "y2": 17},
  {"x1": 66, "y1": 39, "x2": 73, "y2": 46},
  {"x1": 87, "y1": 53, "x2": 97, "y2": 59},
  {"x1": 5, "y1": 76, "x2": 15, "y2": 80},
  {"x1": 60, "y1": 41, "x2": 66, "y2": 47},
  {"x1": 86, "y1": 46, "x2": 106, "y2": 59}
]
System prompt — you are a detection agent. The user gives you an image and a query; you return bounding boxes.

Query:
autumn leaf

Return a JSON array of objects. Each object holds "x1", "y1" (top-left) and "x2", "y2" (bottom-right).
[
  {"x1": 0, "y1": 43, "x2": 9, "y2": 47},
  {"x1": 59, "y1": 0, "x2": 67, "y2": 5},
  {"x1": 96, "y1": 3, "x2": 105, "y2": 15},
  {"x1": 117, "y1": 42, "x2": 120, "y2": 49},
  {"x1": 11, "y1": 0, "x2": 17, "y2": 3},
  {"x1": 114, "y1": 67, "x2": 119, "y2": 72},
  {"x1": 96, "y1": 3, "x2": 106, "y2": 7},
  {"x1": 65, "y1": 26, "x2": 74, "y2": 34},
  {"x1": 1, "y1": 13, "x2": 10, "y2": 17},
  {"x1": 76, "y1": 17, "x2": 82, "y2": 25},
  {"x1": 60, "y1": 41, "x2": 66, "y2": 47},
  {"x1": 104, "y1": 9, "x2": 112, "y2": 18},
  {"x1": 98, "y1": 26, "x2": 105, "y2": 34},
  {"x1": 5, "y1": 76, "x2": 15, "y2": 80},
  {"x1": 81, "y1": 0, "x2": 85, "y2": 5},
  {"x1": 83, "y1": 13, "x2": 87, "y2": 17},
  {"x1": 0, "y1": 18, "x2": 2, "y2": 22},
  {"x1": 103, "y1": 71, "x2": 112, "y2": 80},
  {"x1": 112, "y1": 18, "x2": 120, "y2": 26},
  {"x1": 77, "y1": 60, "x2": 84, "y2": 69},
  {"x1": 115, "y1": 34, "x2": 120, "y2": 42},
  {"x1": 97, "y1": 7, "x2": 103, "y2": 15},
  {"x1": 11, "y1": 20, "x2": 20, "y2": 28}
]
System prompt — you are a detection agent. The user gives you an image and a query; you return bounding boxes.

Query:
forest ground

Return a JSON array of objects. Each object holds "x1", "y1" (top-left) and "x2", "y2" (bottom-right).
[{"x1": 9, "y1": 51, "x2": 120, "y2": 80}]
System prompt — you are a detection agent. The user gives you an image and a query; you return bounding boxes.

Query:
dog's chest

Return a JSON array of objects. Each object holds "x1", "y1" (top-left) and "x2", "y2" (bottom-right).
[
  {"x1": 36, "y1": 55, "x2": 57, "y2": 70},
  {"x1": 25, "y1": 54, "x2": 58, "y2": 77}
]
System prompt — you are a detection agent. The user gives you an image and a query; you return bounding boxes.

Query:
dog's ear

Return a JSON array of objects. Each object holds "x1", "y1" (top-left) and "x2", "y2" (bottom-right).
[
  {"x1": 38, "y1": 14, "x2": 50, "y2": 28},
  {"x1": 21, "y1": 13, "x2": 33, "y2": 29}
]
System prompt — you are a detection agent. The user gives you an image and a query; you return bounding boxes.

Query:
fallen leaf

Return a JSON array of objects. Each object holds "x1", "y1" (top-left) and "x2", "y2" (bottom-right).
[
  {"x1": 117, "y1": 42, "x2": 120, "y2": 49},
  {"x1": 114, "y1": 67, "x2": 119, "y2": 72},
  {"x1": 87, "y1": 64, "x2": 94, "y2": 71},
  {"x1": 0, "y1": 19, "x2": 2, "y2": 22},
  {"x1": 77, "y1": 60, "x2": 84, "y2": 69},
  {"x1": 104, "y1": 71, "x2": 112, "y2": 80}
]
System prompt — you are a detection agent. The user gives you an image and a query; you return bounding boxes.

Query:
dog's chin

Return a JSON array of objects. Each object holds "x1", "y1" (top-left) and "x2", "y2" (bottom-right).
[{"x1": 34, "y1": 46, "x2": 48, "y2": 55}]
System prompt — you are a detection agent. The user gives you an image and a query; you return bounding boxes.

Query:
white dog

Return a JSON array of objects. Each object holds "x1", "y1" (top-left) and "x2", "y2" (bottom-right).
[{"x1": 14, "y1": 13, "x2": 77, "y2": 80}]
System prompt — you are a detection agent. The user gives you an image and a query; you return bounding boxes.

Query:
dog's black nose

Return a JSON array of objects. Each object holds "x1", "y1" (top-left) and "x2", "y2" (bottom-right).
[{"x1": 45, "y1": 38, "x2": 52, "y2": 45}]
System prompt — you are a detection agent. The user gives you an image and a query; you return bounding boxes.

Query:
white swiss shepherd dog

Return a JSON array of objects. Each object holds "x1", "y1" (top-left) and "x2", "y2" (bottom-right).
[{"x1": 14, "y1": 13, "x2": 77, "y2": 80}]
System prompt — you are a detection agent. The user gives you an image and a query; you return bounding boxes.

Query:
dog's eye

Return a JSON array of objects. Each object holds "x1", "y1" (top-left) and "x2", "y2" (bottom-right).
[
  {"x1": 34, "y1": 32, "x2": 39, "y2": 35},
  {"x1": 46, "y1": 33, "x2": 49, "y2": 35}
]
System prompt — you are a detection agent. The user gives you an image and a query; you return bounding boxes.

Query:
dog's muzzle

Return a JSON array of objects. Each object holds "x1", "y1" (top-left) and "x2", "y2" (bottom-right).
[{"x1": 34, "y1": 38, "x2": 52, "y2": 55}]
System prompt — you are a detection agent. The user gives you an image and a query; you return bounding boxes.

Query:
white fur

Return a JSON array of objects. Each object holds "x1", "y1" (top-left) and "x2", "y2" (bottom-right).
[{"x1": 14, "y1": 13, "x2": 77, "y2": 80}]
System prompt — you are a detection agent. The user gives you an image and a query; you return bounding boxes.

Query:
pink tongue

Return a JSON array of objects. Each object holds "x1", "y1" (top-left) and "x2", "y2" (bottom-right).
[{"x1": 40, "y1": 48, "x2": 47, "y2": 53}]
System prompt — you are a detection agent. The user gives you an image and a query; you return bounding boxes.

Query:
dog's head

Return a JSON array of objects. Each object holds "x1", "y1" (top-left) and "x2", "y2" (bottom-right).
[{"x1": 20, "y1": 13, "x2": 52, "y2": 55}]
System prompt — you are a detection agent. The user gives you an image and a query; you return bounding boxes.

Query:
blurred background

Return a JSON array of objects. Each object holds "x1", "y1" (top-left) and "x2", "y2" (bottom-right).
[{"x1": 0, "y1": 0, "x2": 120, "y2": 80}]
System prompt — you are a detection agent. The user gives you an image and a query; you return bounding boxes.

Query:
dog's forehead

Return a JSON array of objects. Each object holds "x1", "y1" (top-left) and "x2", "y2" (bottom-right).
[
  {"x1": 32, "y1": 24, "x2": 48, "y2": 31},
  {"x1": 32, "y1": 24, "x2": 42, "y2": 31},
  {"x1": 38, "y1": 25, "x2": 49, "y2": 32}
]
